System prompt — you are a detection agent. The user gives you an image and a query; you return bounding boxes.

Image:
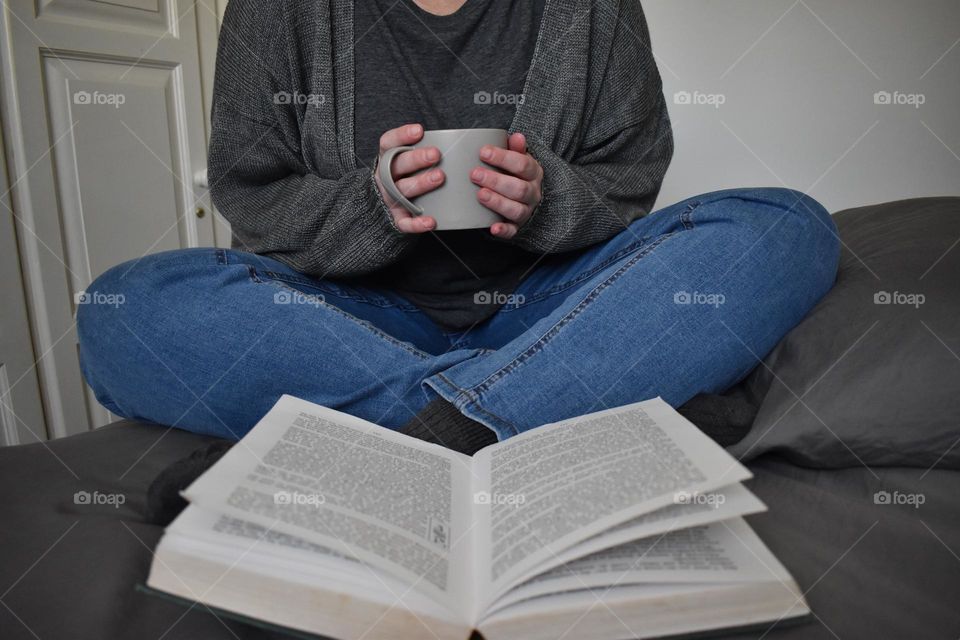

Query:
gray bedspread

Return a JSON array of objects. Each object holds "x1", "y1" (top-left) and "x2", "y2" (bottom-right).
[{"x1": 1, "y1": 422, "x2": 958, "y2": 639}]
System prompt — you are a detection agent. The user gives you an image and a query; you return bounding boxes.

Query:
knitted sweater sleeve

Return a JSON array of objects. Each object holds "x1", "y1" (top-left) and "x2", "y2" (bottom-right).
[
  {"x1": 510, "y1": 0, "x2": 674, "y2": 254},
  {"x1": 207, "y1": 0, "x2": 413, "y2": 279}
]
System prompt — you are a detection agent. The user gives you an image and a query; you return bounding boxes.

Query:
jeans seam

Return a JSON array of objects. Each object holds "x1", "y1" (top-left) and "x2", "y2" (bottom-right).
[
  {"x1": 246, "y1": 264, "x2": 262, "y2": 283},
  {"x1": 261, "y1": 271, "x2": 418, "y2": 311},
  {"x1": 433, "y1": 373, "x2": 521, "y2": 437},
  {"x1": 680, "y1": 201, "x2": 701, "y2": 230},
  {"x1": 262, "y1": 279, "x2": 431, "y2": 360},
  {"x1": 227, "y1": 252, "x2": 429, "y2": 358},
  {"x1": 220, "y1": 248, "x2": 416, "y2": 311},
  {"x1": 468, "y1": 232, "x2": 678, "y2": 396},
  {"x1": 501, "y1": 236, "x2": 651, "y2": 310}
]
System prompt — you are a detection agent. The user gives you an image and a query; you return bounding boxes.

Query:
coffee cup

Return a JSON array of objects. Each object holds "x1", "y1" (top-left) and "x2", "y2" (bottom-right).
[{"x1": 377, "y1": 128, "x2": 508, "y2": 231}]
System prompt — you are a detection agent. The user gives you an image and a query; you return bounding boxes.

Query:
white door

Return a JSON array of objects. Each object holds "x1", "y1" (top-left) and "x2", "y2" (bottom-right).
[
  {"x1": 0, "y1": 0, "x2": 221, "y2": 438},
  {"x1": 0, "y1": 124, "x2": 46, "y2": 447}
]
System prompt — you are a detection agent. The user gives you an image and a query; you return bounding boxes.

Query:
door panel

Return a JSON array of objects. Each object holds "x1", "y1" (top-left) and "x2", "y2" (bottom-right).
[
  {"x1": 38, "y1": 0, "x2": 172, "y2": 33},
  {"x1": 0, "y1": 0, "x2": 219, "y2": 437},
  {"x1": 45, "y1": 55, "x2": 198, "y2": 280}
]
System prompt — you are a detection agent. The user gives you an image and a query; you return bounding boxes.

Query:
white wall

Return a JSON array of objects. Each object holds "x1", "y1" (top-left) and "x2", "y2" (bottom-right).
[{"x1": 644, "y1": 0, "x2": 960, "y2": 213}]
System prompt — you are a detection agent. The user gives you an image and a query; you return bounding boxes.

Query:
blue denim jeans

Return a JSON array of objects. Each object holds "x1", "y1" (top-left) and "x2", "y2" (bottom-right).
[{"x1": 77, "y1": 188, "x2": 840, "y2": 442}]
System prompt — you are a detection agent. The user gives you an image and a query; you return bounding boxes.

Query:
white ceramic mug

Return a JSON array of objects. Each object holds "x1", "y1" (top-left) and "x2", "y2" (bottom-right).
[{"x1": 377, "y1": 128, "x2": 509, "y2": 230}]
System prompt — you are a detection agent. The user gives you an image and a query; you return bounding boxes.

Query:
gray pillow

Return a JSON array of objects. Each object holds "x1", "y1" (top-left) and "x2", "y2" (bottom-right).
[{"x1": 730, "y1": 197, "x2": 960, "y2": 468}]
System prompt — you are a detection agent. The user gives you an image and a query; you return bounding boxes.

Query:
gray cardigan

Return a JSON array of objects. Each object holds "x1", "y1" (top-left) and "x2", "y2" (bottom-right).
[{"x1": 208, "y1": 0, "x2": 674, "y2": 279}]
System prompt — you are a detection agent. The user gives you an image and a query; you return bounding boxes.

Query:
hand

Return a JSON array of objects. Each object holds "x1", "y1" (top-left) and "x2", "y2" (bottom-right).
[
  {"x1": 471, "y1": 132, "x2": 544, "y2": 239},
  {"x1": 374, "y1": 124, "x2": 444, "y2": 233}
]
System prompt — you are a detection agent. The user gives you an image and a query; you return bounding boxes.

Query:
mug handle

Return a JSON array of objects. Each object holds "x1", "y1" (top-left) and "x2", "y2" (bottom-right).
[{"x1": 377, "y1": 146, "x2": 425, "y2": 216}]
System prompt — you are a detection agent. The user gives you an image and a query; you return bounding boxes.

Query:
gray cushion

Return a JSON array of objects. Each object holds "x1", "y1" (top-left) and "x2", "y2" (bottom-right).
[
  {"x1": 730, "y1": 197, "x2": 960, "y2": 468},
  {"x1": 0, "y1": 422, "x2": 277, "y2": 640}
]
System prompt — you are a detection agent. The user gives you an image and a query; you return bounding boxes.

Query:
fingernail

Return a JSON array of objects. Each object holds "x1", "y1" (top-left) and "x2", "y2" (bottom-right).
[
  {"x1": 471, "y1": 168, "x2": 483, "y2": 182},
  {"x1": 431, "y1": 170, "x2": 443, "y2": 183},
  {"x1": 478, "y1": 189, "x2": 490, "y2": 202},
  {"x1": 408, "y1": 125, "x2": 421, "y2": 136},
  {"x1": 426, "y1": 148, "x2": 439, "y2": 161},
  {"x1": 480, "y1": 146, "x2": 493, "y2": 160}
]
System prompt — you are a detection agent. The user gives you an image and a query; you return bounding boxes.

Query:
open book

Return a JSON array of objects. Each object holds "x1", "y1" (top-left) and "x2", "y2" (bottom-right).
[{"x1": 146, "y1": 395, "x2": 809, "y2": 640}]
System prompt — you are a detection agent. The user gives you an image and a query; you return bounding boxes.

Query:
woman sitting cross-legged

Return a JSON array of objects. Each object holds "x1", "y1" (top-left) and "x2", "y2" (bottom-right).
[{"x1": 77, "y1": 0, "x2": 840, "y2": 512}]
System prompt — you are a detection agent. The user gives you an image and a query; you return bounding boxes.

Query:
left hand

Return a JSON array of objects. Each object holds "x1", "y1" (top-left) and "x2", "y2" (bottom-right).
[{"x1": 471, "y1": 132, "x2": 543, "y2": 239}]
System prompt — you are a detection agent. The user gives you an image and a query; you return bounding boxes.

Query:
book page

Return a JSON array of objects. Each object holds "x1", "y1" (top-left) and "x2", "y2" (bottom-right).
[
  {"x1": 488, "y1": 518, "x2": 786, "y2": 615},
  {"x1": 170, "y1": 506, "x2": 352, "y2": 561},
  {"x1": 158, "y1": 506, "x2": 462, "y2": 626},
  {"x1": 183, "y1": 395, "x2": 475, "y2": 613},
  {"x1": 536, "y1": 482, "x2": 765, "y2": 573},
  {"x1": 472, "y1": 398, "x2": 751, "y2": 602}
]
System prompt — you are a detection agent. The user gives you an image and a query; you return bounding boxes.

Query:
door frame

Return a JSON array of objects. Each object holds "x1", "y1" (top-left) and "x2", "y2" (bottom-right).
[{"x1": 0, "y1": 109, "x2": 47, "y2": 446}]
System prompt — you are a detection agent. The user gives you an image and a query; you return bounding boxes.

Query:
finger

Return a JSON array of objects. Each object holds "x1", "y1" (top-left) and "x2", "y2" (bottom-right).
[
  {"x1": 396, "y1": 168, "x2": 445, "y2": 199},
  {"x1": 479, "y1": 145, "x2": 540, "y2": 181},
  {"x1": 379, "y1": 123, "x2": 423, "y2": 154},
  {"x1": 508, "y1": 132, "x2": 527, "y2": 155},
  {"x1": 477, "y1": 187, "x2": 530, "y2": 223},
  {"x1": 394, "y1": 214, "x2": 437, "y2": 234},
  {"x1": 490, "y1": 221, "x2": 519, "y2": 239},
  {"x1": 390, "y1": 146, "x2": 440, "y2": 178},
  {"x1": 470, "y1": 166, "x2": 538, "y2": 204}
]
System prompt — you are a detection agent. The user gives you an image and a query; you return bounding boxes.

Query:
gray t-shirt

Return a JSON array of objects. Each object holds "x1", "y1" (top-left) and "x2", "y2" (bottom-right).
[{"x1": 353, "y1": 0, "x2": 546, "y2": 330}]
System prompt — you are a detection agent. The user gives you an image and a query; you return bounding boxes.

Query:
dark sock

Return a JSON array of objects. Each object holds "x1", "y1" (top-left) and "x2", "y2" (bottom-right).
[
  {"x1": 400, "y1": 399, "x2": 497, "y2": 456},
  {"x1": 145, "y1": 440, "x2": 234, "y2": 526},
  {"x1": 677, "y1": 391, "x2": 757, "y2": 447}
]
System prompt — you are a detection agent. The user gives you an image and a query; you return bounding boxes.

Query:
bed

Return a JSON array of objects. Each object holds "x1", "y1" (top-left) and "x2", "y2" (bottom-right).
[{"x1": 2, "y1": 197, "x2": 958, "y2": 639}]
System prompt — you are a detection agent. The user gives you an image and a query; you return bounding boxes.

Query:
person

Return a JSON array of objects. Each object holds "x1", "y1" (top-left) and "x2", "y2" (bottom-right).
[{"x1": 77, "y1": 0, "x2": 840, "y2": 462}]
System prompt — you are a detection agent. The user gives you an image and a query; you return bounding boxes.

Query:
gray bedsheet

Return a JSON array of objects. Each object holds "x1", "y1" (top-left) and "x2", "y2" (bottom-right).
[
  {"x1": 729, "y1": 457, "x2": 960, "y2": 638},
  {"x1": 1, "y1": 422, "x2": 958, "y2": 639}
]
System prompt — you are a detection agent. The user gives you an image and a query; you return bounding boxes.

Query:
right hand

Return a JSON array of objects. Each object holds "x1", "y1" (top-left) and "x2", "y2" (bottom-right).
[{"x1": 374, "y1": 124, "x2": 444, "y2": 233}]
